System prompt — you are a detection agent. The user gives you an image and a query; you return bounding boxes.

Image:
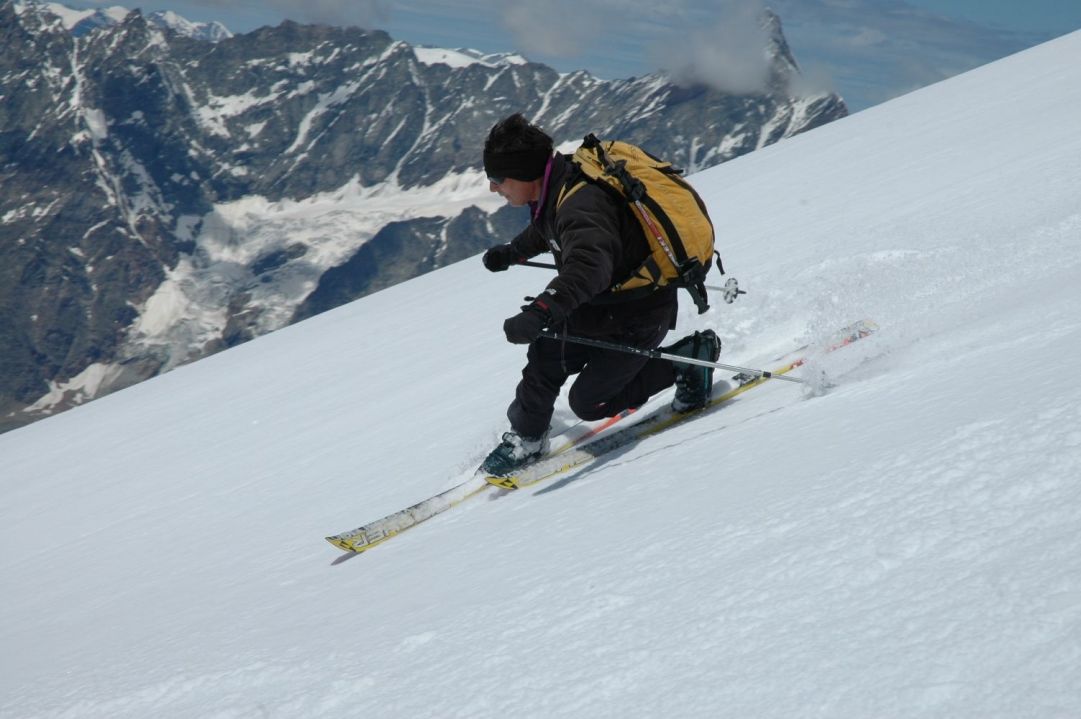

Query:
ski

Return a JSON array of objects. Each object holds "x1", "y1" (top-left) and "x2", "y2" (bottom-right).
[
  {"x1": 325, "y1": 408, "x2": 636, "y2": 553},
  {"x1": 487, "y1": 319, "x2": 877, "y2": 490},
  {"x1": 326, "y1": 319, "x2": 876, "y2": 553}
]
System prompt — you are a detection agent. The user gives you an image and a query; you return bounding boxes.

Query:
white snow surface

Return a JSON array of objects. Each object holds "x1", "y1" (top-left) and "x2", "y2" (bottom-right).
[
  {"x1": 413, "y1": 46, "x2": 529, "y2": 69},
  {"x1": 15, "y1": 2, "x2": 233, "y2": 41},
  {"x1": 26, "y1": 2, "x2": 130, "y2": 29},
  {"x1": 3, "y1": 31, "x2": 1081, "y2": 719}
]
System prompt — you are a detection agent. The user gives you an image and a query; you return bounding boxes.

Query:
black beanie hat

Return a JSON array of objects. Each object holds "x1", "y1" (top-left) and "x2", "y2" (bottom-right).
[
  {"x1": 483, "y1": 114, "x2": 553, "y2": 181},
  {"x1": 483, "y1": 146, "x2": 552, "y2": 181}
]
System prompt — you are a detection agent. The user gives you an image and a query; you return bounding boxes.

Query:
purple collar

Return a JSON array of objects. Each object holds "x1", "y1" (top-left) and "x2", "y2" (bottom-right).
[{"x1": 529, "y1": 155, "x2": 555, "y2": 223}]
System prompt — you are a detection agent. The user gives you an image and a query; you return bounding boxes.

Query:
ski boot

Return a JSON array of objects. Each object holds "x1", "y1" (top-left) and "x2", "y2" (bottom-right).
[
  {"x1": 666, "y1": 329, "x2": 722, "y2": 412},
  {"x1": 481, "y1": 429, "x2": 550, "y2": 476}
]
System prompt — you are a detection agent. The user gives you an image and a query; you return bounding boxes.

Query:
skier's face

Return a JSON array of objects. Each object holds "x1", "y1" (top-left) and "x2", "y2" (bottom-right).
[{"x1": 489, "y1": 177, "x2": 541, "y2": 207}]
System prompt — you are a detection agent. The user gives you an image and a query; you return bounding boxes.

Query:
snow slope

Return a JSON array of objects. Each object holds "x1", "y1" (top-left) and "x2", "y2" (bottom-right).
[{"x1": 3, "y1": 30, "x2": 1081, "y2": 719}]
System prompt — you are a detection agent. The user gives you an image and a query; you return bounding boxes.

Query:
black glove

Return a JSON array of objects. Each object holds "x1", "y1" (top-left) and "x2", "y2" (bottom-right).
[
  {"x1": 483, "y1": 243, "x2": 522, "y2": 272},
  {"x1": 503, "y1": 300, "x2": 552, "y2": 344}
]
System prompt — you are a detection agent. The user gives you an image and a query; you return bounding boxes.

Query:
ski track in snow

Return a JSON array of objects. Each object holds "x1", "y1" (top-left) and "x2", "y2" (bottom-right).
[{"x1": 2, "y1": 29, "x2": 1081, "y2": 719}]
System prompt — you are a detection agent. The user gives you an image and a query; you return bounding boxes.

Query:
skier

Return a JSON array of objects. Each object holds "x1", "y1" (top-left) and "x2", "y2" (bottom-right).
[{"x1": 480, "y1": 113, "x2": 721, "y2": 476}]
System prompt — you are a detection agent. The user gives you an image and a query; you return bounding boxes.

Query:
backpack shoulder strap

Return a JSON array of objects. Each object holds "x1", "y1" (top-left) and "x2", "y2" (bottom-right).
[{"x1": 556, "y1": 178, "x2": 588, "y2": 210}]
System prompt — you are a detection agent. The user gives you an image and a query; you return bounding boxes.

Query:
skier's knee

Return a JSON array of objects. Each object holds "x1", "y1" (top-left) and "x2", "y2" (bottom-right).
[{"x1": 569, "y1": 391, "x2": 610, "y2": 421}]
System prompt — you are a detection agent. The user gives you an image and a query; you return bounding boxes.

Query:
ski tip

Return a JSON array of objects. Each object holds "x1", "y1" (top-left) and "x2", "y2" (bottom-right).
[
  {"x1": 326, "y1": 536, "x2": 360, "y2": 552},
  {"x1": 326, "y1": 531, "x2": 393, "y2": 554}
]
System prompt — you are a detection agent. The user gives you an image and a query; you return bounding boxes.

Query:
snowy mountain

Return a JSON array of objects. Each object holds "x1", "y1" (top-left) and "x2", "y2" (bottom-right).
[
  {"x1": 0, "y1": 0, "x2": 846, "y2": 433},
  {"x1": 13, "y1": 1, "x2": 232, "y2": 40},
  {"x1": 2, "y1": 26, "x2": 1079, "y2": 719}
]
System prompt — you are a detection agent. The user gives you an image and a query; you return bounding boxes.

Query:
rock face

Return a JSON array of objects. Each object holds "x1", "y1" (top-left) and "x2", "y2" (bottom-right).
[{"x1": 0, "y1": 1, "x2": 847, "y2": 432}]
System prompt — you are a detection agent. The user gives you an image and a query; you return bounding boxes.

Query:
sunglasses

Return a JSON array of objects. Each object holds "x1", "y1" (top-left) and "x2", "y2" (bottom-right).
[{"x1": 487, "y1": 176, "x2": 506, "y2": 185}]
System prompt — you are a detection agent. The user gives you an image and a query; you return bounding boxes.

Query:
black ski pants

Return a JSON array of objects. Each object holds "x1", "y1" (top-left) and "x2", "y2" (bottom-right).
[{"x1": 507, "y1": 318, "x2": 677, "y2": 438}]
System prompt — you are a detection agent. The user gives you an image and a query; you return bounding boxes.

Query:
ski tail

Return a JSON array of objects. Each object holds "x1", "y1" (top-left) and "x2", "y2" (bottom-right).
[{"x1": 488, "y1": 319, "x2": 879, "y2": 491}]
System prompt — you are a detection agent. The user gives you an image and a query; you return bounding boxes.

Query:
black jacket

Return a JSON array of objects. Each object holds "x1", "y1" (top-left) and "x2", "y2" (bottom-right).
[{"x1": 510, "y1": 154, "x2": 678, "y2": 338}]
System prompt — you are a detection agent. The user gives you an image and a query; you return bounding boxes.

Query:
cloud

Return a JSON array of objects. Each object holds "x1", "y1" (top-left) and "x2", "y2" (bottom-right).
[
  {"x1": 767, "y1": 0, "x2": 1040, "y2": 108},
  {"x1": 498, "y1": 0, "x2": 776, "y2": 93},
  {"x1": 492, "y1": 0, "x2": 1042, "y2": 108},
  {"x1": 499, "y1": 0, "x2": 611, "y2": 58},
  {"x1": 649, "y1": 0, "x2": 774, "y2": 94}
]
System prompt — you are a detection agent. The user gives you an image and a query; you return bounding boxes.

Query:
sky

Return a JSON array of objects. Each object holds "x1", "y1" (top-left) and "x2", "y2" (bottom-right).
[{"x1": 54, "y1": 0, "x2": 1081, "y2": 111}]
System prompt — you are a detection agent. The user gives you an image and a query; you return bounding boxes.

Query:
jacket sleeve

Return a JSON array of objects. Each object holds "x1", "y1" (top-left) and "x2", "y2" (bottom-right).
[
  {"x1": 539, "y1": 185, "x2": 623, "y2": 320},
  {"x1": 509, "y1": 222, "x2": 548, "y2": 258}
]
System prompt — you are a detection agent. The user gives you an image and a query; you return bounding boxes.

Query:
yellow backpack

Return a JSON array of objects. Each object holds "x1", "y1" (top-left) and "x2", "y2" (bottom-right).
[{"x1": 556, "y1": 134, "x2": 724, "y2": 314}]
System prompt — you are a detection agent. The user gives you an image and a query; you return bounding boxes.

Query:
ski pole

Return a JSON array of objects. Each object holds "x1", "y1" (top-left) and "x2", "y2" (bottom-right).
[
  {"x1": 516, "y1": 261, "x2": 745, "y2": 304},
  {"x1": 537, "y1": 330, "x2": 806, "y2": 384}
]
